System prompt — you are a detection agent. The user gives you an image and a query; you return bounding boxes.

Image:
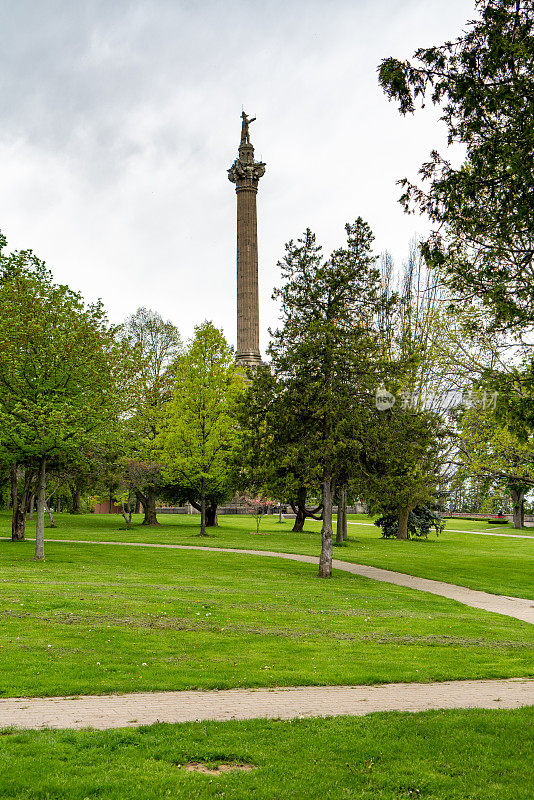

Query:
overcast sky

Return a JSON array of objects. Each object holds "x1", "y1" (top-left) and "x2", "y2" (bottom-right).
[{"x1": 0, "y1": 0, "x2": 474, "y2": 351}]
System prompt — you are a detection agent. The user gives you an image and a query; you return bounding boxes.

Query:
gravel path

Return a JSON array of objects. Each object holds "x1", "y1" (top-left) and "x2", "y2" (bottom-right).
[
  {"x1": 1, "y1": 679, "x2": 531, "y2": 730},
  {"x1": 17, "y1": 537, "x2": 534, "y2": 625}
]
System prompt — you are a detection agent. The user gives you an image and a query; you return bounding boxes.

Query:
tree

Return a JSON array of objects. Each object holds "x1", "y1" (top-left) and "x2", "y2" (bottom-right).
[
  {"x1": 121, "y1": 307, "x2": 182, "y2": 525},
  {"x1": 375, "y1": 504, "x2": 445, "y2": 539},
  {"x1": 0, "y1": 233, "x2": 131, "y2": 559},
  {"x1": 240, "y1": 493, "x2": 273, "y2": 534},
  {"x1": 235, "y1": 365, "x2": 322, "y2": 533},
  {"x1": 361, "y1": 245, "x2": 459, "y2": 539},
  {"x1": 457, "y1": 400, "x2": 534, "y2": 527},
  {"x1": 160, "y1": 322, "x2": 243, "y2": 535},
  {"x1": 268, "y1": 220, "x2": 384, "y2": 577},
  {"x1": 361, "y1": 403, "x2": 444, "y2": 539},
  {"x1": 379, "y1": 0, "x2": 534, "y2": 329}
]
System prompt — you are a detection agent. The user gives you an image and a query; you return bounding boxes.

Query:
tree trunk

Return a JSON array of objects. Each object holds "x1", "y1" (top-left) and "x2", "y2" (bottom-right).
[
  {"x1": 11, "y1": 464, "x2": 32, "y2": 542},
  {"x1": 34, "y1": 457, "x2": 47, "y2": 561},
  {"x1": 12, "y1": 507, "x2": 26, "y2": 541},
  {"x1": 29, "y1": 491, "x2": 35, "y2": 521},
  {"x1": 206, "y1": 503, "x2": 218, "y2": 527},
  {"x1": 44, "y1": 501, "x2": 56, "y2": 528},
  {"x1": 292, "y1": 505, "x2": 305, "y2": 532},
  {"x1": 342, "y1": 487, "x2": 348, "y2": 541},
  {"x1": 57, "y1": 496, "x2": 61, "y2": 513},
  {"x1": 120, "y1": 494, "x2": 133, "y2": 530},
  {"x1": 11, "y1": 464, "x2": 24, "y2": 541},
  {"x1": 135, "y1": 497, "x2": 141, "y2": 514},
  {"x1": 70, "y1": 484, "x2": 82, "y2": 514},
  {"x1": 397, "y1": 506, "x2": 410, "y2": 540},
  {"x1": 335, "y1": 503, "x2": 343, "y2": 545},
  {"x1": 336, "y1": 485, "x2": 347, "y2": 545},
  {"x1": 510, "y1": 487, "x2": 524, "y2": 529},
  {"x1": 291, "y1": 484, "x2": 307, "y2": 532},
  {"x1": 200, "y1": 477, "x2": 207, "y2": 536},
  {"x1": 319, "y1": 477, "x2": 334, "y2": 578},
  {"x1": 139, "y1": 485, "x2": 159, "y2": 525}
]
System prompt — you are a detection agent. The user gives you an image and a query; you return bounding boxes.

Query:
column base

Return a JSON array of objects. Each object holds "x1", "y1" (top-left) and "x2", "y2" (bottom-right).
[{"x1": 236, "y1": 351, "x2": 264, "y2": 370}]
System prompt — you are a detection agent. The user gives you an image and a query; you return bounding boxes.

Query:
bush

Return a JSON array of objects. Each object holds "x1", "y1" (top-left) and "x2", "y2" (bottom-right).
[
  {"x1": 375, "y1": 505, "x2": 445, "y2": 539},
  {"x1": 487, "y1": 518, "x2": 509, "y2": 525}
]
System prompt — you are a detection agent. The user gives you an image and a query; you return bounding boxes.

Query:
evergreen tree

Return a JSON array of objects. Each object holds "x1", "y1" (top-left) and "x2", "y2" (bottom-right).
[
  {"x1": 268, "y1": 220, "x2": 384, "y2": 577},
  {"x1": 379, "y1": 0, "x2": 534, "y2": 329}
]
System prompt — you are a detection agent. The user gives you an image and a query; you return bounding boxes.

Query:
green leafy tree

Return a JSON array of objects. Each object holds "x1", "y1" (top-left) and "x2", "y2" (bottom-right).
[
  {"x1": 379, "y1": 0, "x2": 534, "y2": 329},
  {"x1": 457, "y1": 400, "x2": 534, "y2": 527},
  {"x1": 121, "y1": 307, "x2": 182, "y2": 525},
  {"x1": 0, "y1": 233, "x2": 132, "y2": 559},
  {"x1": 159, "y1": 322, "x2": 243, "y2": 535}
]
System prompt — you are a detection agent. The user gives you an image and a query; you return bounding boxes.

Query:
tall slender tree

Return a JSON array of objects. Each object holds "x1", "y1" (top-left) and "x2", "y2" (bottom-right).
[
  {"x1": 269, "y1": 220, "x2": 384, "y2": 577},
  {"x1": 121, "y1": 307, "x2": 182, "y2": 525},
  {"x1": 160, "y1": 322, "x2": 243, "y2": 535}
]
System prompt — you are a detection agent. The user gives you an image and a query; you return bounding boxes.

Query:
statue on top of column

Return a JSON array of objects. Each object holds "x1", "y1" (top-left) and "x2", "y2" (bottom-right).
[{"x1": 240, "y1": 111, "x2": 256, "y2": 146}]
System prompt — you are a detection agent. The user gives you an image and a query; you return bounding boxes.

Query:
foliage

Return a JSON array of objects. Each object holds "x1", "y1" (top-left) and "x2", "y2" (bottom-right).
[
  {"x1": 159, "y1": 321, "x2": 243, "y2": 534},
  {"x1": 378, "y1": 0, "x2": 534, "y2": 329},
  {"x1": 375, "y1": 504, "x2": 445, "y2": 539},
  {"x1": 361, "y1": 404, "x2": 445, "y2": 538},
  {"x1": 240, "y1": 493, "x2": 273, "y2": 533},
  {"x1": 0, "y1": 239, "x2": 129, "y2": 463},
  {"x1": 268, "y1": 219, "x2": 385, "y2": 575},
  {"x1": 235, "y1": 365, "x2": 322, "y2": 532},
  {"x1": 362, "y1": 245, "x2": 456, "y2": 538},
  {"x1": 0, "y1": 233, "x2": 132, "y2": 555},
  {"x1": 456, "y1": 400, "x2": 534, "y2": 527},
  {"x1": 120, "y1": 307, "x2": 182, "y2": 525}
]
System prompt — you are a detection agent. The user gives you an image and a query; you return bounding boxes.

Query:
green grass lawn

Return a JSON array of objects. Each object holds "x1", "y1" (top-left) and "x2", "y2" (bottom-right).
[
  {"x1": 1, "y1": 708, "x2": 532, "y2": 799},
  {"x1": 3, "y1": 510, "x2": 532, "y2": 599},
  {"x1": 1, "y1": 538, "x2": 533, "y2": 698}
]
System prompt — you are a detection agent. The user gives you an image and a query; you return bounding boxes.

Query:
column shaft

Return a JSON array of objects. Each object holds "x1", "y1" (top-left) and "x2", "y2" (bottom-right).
[{"x1": 236, "y1": 187, "x2": 260, "y2": 362}]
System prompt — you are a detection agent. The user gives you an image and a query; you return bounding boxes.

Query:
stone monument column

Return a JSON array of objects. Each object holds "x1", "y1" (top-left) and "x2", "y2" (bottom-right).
[{"x1": 228, "y1": 112, "x2": 266, "y2": 368}]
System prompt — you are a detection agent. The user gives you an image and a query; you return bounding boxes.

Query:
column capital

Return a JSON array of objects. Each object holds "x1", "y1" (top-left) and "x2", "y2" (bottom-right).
[{"x1": 227, "y1": 158, "x2": 265, "y2": 191}]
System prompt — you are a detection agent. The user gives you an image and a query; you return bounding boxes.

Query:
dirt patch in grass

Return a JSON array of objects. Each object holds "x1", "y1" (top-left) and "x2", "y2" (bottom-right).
[{"x1": 183, "y1": 761, "x2": 256, "y2": 775}]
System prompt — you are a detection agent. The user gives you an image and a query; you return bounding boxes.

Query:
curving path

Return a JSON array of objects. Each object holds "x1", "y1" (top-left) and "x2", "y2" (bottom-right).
[
  {"x1": 1, "y1": 679, "x2": 532, "y2": 730},
  {"x1": 347, "y1": 520, "x2": 534, "y2": 539},
  {"x1": 26, "y1": 537, "x2": 534, "y2": 625}
]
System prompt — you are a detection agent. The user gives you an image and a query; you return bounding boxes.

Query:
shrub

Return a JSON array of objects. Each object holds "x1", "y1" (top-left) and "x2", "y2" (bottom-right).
[{"x1": 375, "y1": 505, "x2": 445, "y2": 539}]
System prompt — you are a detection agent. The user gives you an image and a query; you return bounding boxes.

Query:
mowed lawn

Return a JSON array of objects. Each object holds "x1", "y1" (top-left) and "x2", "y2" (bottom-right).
[
  {"x1": 1, "y1": 709, "x2": 532, "y2": 800},
  {"x1": 1, "y1": 534, "x2": 533, "y2": 698},
  {"x1": 2, "y1": 510, "x2": 532, "y2": 599}
]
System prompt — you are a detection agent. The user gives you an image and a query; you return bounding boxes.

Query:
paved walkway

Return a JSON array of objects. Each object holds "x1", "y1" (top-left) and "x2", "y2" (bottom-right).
[
  {"x1": 347, "y1": 521, "x2": 534, "y2": 539},
  {"x1": 36, "y1": 538, "x2": 534, "y2": 625},
  {"x1": 1, "y1": 679, "x2": 531, "y2": 730}
]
